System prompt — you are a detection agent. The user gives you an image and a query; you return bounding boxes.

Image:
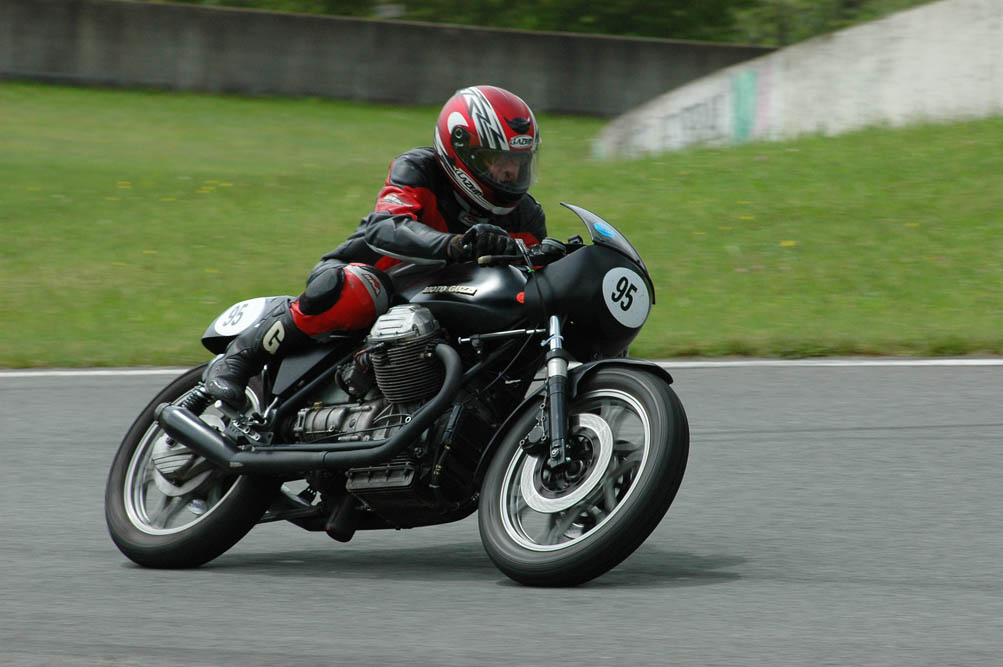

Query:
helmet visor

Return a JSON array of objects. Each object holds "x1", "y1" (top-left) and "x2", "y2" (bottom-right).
[{"x1": 465, "y1": 147, "x2": 538, "y2": 196}]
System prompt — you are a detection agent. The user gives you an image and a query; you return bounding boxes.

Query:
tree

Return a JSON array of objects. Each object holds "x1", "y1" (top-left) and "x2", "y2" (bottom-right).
[
  {"x1": 140, "y1": 0, "x2": 932, "y2": 45},
  {"x1": 730, "y1": 0, "x2": 931, "y2": 46}
]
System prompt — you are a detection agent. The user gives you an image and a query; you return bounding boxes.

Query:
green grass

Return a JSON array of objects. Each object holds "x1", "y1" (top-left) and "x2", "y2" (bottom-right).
[{"x1": 2, "y1": 81, "x2": 1002, "y2": 367}]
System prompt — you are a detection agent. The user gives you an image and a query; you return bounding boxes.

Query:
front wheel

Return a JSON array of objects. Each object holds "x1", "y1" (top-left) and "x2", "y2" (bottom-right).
[
  {"x1": 105, "y1": 365, "x2": 280, "y2": 568},
  {"x1": 478, "y1": 367, "x2": 689, "y2": 586}
]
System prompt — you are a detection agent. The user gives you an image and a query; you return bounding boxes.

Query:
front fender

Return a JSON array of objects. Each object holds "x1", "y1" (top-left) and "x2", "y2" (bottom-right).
[
  {"x1": 566, "y1": 358, "x2": 673, "y2": 394},
  {"x1": 472, "y1": 358, "x2": 672, "y2": 487}
]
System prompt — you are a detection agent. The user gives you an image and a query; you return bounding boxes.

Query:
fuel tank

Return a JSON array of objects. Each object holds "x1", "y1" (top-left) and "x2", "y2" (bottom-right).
[{"x1": 394, "y1": 262, "x2": 528, "y2": 337}]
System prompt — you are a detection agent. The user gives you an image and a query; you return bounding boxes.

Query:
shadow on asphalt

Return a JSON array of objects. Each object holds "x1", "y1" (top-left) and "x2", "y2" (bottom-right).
[
  {"x1": 578, "y1": 547, "x2": 744, "y2": 589},
  {"x1": 194, "y1": 542, "x2": 743, "y2": 588}
]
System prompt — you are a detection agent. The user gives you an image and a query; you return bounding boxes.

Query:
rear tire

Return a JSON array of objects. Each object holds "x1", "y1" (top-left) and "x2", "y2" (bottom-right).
[
  {"x1": 478, "y1": 367, "x2": 688, "y2": 586},
  {"x1": 105, "y1": 365, "x2": 280, "y2": 568}
]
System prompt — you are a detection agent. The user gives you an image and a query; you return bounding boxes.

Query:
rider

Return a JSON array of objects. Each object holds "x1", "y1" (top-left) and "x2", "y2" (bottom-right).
[{"x1": 203, "y1": 85, "x2": 547, "y2": 409}]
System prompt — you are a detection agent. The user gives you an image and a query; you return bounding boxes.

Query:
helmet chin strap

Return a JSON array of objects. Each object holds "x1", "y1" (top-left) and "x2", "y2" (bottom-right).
[{"x1": 454, "y1": 188, "x2": 519, "y2": 219}]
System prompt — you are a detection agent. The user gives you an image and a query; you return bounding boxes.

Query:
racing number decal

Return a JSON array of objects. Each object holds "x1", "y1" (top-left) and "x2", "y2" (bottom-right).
[
  {"x1": 611, "y1": 276, "x2": 638, "y2": 312},
  {"x1": 214, "y1": 298, "x2": 268, "y2": 336},
  {"x1": 602, "y1": 268, "x2": 650, "y2": 328},
  {"x1": 223, "y1": 303, "x2": 248, "y2": 328}
]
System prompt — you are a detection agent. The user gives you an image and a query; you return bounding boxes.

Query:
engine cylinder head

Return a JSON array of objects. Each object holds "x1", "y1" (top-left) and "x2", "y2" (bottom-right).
[{"x1": 367, "y1": 305, "x2": 444, "y2": 404}]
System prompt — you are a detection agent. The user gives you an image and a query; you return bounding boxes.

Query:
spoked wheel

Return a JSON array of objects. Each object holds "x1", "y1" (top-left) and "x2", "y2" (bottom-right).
[
  {"x1": 479, "y1": 367, "x2": 688, "y2": 586},
  {"x1": 105, "y1": 365, "x2": 280, "y2": 568}
]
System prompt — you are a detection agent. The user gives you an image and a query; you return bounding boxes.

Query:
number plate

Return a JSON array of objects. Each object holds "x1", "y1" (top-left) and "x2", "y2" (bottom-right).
[
  {"x1": 213, "y1": 297, "x2": 268, "y2": 336},
  {"x1": 602, "y1": 268, "x2": 650, "y2": 328}
]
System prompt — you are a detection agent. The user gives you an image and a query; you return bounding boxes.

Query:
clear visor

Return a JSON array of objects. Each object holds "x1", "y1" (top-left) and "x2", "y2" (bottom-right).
[{"x1": 465, "y1": 147, "x2": 538, "y2": 196}]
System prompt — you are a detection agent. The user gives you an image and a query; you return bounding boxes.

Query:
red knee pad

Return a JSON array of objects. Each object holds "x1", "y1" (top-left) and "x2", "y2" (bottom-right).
[{"x1": 291, "y1": 264, "x2": 392, "y2": 336}]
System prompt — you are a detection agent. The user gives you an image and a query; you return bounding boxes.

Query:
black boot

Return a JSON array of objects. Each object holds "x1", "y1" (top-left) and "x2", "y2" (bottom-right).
[{"x1": 204, "y1": 300, "x2": 310, "y2": 410}]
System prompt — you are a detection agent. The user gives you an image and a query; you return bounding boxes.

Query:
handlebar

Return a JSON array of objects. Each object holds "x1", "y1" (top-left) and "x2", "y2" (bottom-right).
[{"x1": 475, "y1": 237, "x2": 571, "y2": 267}]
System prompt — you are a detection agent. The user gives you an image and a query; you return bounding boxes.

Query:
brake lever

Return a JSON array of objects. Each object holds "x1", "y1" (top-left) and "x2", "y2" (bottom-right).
[
  {"x1": 477, "y1": 240, "x2": 566, "y2": 267},
  {"x1": 515, "y1": 237, "x2": 534, "y2": 267},
  {"x1": 477, "y1": 253, "x2": 523, "y2": 266}
]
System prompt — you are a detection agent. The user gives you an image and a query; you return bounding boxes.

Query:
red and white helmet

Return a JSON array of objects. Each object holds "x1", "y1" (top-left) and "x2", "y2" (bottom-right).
[{"x1": 433, "y1": 85, "x2": 540, "y2": 215}]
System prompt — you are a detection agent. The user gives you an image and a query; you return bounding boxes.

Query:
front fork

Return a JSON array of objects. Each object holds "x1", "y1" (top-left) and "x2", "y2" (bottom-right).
[{"x1": 543, "y1": 316, "x2": 572, "y2": 468}]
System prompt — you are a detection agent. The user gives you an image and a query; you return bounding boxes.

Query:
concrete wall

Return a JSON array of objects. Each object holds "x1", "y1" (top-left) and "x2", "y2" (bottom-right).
[
  {"x1": 594, "y1": 0, "x2": 1003, "y2": 157},
  {"x1": 0, "y1": 0, "x2": 772, "y2": 116}
]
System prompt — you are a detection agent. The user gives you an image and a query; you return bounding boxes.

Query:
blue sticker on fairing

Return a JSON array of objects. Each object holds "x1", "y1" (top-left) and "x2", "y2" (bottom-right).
[{"x1": 594, "y1": 222, "x2": 617, "y2": 238}]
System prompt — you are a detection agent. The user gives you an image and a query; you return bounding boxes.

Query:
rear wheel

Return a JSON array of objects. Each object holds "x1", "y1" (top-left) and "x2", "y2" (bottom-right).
[
  {"x1": 105, "y1": 365, "x2": 280, "y2": 568},
  {"x1": 479, "y1": 367, "x2": 688, "y2": 586}
]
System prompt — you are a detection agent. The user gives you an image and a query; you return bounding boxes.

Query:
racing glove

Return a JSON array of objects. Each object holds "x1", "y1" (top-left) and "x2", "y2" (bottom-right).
[{"x1": 448, "y1": 224, "x2": 518, "y2": 262}]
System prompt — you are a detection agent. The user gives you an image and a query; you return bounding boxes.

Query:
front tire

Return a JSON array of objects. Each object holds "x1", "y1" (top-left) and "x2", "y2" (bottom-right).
[
  {"x1": 478, "y1": 367, "x2": 688, "y2": 586},
  {"x1": 105, "y1": 365, "x2": 280, "y2": 568}
]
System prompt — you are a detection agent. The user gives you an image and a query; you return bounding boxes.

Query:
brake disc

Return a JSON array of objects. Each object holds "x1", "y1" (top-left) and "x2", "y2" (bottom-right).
[{"x1": 519, "y1": 413, "x2": 614, "y2": 513}]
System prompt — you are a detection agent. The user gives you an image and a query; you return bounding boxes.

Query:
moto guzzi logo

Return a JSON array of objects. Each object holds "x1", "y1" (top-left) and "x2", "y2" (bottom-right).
[{"x1": 422, "y1": 285, "x2": 478, "y2": 295}]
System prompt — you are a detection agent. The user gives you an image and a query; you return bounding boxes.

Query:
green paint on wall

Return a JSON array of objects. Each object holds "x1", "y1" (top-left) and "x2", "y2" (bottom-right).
[{"x1": 732, "y1": 70, "x2": 757, "y2": 142}]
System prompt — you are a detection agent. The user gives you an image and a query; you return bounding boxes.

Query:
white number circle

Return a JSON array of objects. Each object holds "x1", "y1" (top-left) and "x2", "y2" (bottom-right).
[
  {"x1": 602, "y1": 268, "x2": 650, "y2": 328},
  {"x1": 214, "y1": 297, "x2": 268, "y2": 336}
]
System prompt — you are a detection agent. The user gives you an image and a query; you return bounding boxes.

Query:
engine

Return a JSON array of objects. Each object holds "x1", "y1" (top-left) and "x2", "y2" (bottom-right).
[
  {"x1": 291, "y1": 305, "x2": 492, "y2": 528},
  {"x1": 366, "y1": 304, "x2": 444, "y2": 403},
  {"x1": 291, "y1": 305, "x2": 444, "y2": 443}
]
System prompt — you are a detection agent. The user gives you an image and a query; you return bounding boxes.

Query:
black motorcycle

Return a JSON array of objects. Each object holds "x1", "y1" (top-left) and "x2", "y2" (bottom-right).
[{"x1": 105, "y1": 204, "x2": 689, "y2": 586}]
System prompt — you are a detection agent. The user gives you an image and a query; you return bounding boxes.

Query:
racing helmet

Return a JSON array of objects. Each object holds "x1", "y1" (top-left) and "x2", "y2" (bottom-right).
[{"x1": 433, "y1": 85, "x2": 540, "y2": 215}]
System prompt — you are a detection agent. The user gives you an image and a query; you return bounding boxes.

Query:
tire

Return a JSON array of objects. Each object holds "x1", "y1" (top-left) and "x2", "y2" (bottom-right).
[
  {"x1": 478, "y1": 367, "x2": 689, "y2": 586},
  {"x1": 105, "y1": 365, "x2": 280, "y2": 568}
]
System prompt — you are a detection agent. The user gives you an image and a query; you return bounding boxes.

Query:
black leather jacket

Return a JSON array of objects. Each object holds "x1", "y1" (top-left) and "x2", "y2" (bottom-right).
[{"x1": 322, "y1": 147, "x2": 547, "y2": 271}]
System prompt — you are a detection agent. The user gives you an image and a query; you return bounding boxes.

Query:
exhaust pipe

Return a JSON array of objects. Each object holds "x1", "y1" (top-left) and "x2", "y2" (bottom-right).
[{"x1": 155, "y1": 344, "x2": 462, "y2": 475}]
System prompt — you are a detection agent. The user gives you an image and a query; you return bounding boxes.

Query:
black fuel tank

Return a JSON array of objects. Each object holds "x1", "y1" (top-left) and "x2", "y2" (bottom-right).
[{"x1": 395, "y1": 263, "x2": 528, "y2": 336}]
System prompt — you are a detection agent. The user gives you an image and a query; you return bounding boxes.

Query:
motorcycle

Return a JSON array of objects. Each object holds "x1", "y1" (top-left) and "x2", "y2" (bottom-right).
[{"x1": 105, "y1": 203, "x2": 689, "y2": 586}]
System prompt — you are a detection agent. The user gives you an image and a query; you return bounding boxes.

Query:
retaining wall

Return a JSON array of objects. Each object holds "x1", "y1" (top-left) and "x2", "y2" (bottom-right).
[
  {"x1": 0, "y1": 0, "x2": 773, "y2": 116},
  {"x1": 594, "y1": 0, "x2": 1003, "y2": 156}
]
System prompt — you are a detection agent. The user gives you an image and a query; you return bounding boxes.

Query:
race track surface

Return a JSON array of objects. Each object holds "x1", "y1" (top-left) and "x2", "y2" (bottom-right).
[{"x1": 2, "y1": 364, "x2": 1001, "y2": 666}]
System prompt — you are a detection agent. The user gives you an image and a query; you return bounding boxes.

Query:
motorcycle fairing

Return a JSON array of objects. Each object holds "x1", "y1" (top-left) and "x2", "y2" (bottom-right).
[
  {"x1": 524, "y1": 244, "x2": 651, "y2": 360},
  {"x1": 560, "y1": 202, "x2": 656, "y2": 304}
]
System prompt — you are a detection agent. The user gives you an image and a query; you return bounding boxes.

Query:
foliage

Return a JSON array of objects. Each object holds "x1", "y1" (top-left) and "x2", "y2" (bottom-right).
[
  {"x1": 164, "y1": 0, "x2": 374, "y2": 16},
  {"x1": 146, "y1": 0, "x2": 933, "y2": 44},
  {"x1": 388, "y1": 0, "x2": 755, "y2": 43},
  {"x1": 730, "y1": 0, "x2": 934, "y2": 45}
]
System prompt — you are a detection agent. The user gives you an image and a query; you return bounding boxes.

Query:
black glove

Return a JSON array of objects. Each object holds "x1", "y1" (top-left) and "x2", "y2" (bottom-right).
[{"x1": 450, "y1": 223, "x2": 518, "y2": 262}]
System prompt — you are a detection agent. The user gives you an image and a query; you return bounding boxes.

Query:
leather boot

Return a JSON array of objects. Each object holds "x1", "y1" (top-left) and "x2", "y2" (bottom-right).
[{"x1": 204, "y1": 300, "x2": 311, "y2": 409}]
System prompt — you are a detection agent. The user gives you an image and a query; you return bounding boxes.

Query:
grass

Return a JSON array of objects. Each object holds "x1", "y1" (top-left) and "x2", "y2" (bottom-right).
[{"x1": 2, "y1": 81, "x2": 1002, "y2": 367}]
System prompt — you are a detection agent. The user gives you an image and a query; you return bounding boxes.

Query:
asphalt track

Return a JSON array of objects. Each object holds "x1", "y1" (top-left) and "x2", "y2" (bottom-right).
[{"x1": 2, "y1": 362, "x2": 1002, "y2": 666}]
